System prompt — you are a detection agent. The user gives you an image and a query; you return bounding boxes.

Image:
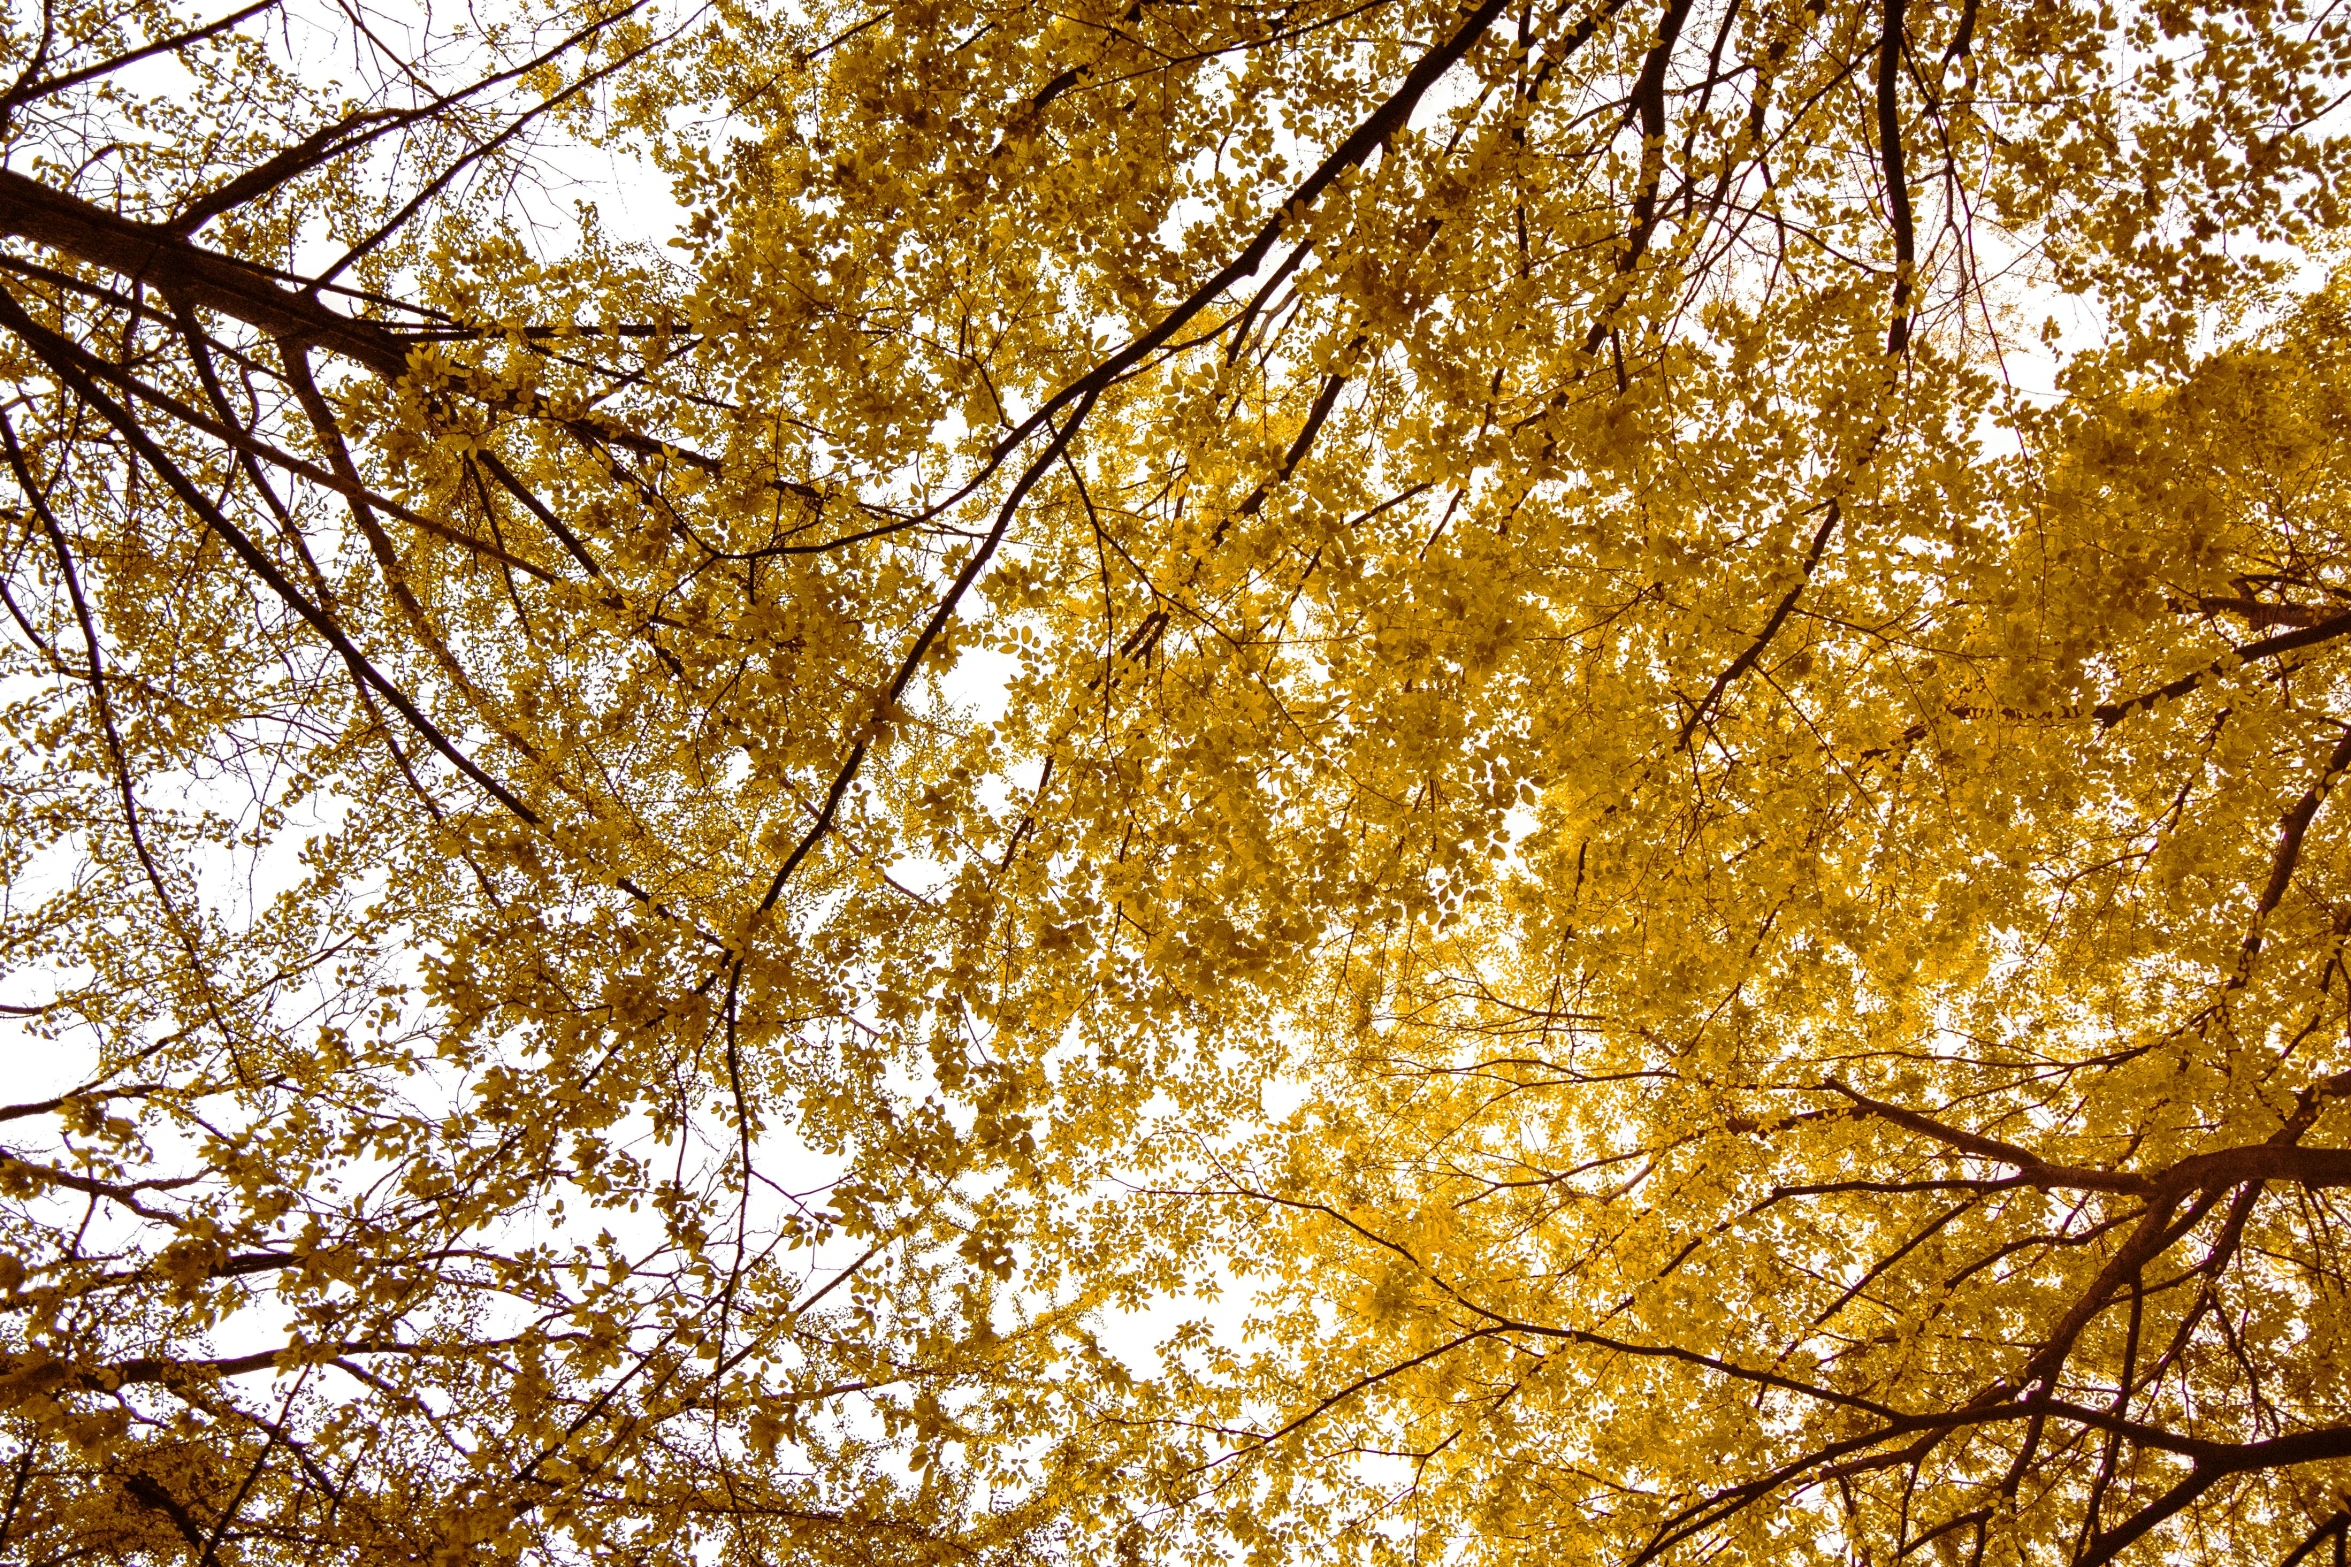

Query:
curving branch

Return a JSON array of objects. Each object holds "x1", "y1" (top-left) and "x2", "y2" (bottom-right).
[{"x1": 1677, "y1": 500, "x2": 1842, "y2": 751}]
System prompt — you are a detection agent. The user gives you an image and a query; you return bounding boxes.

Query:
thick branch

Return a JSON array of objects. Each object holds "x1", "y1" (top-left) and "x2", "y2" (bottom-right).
[
  {"x1": 2095, "y1": 610, "x2": 2351, "y2": 726},
  {"x1": 0, "y1": 169, "x2": 709, "y2": 470},
  {"x1": 1875, "y1": 0, "x2": 1913, "y2": 352},
  {"x1": 0, "y1": 168, "x2": 412, "y2": 377},
  {"x1": 1826, "y1": 1080, "x2": 2351, "y2": 1196}
]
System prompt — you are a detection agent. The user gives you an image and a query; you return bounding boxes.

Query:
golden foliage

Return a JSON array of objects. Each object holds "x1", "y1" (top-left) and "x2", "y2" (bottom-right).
[{"x1": 0, "y1": 0, "x2": 2345, "y2": 1560}]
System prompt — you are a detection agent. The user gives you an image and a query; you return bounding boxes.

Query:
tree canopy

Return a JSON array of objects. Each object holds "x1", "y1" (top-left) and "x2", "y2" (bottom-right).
[{"x1": 1, "y1": 0, "x2": 2349, "y2": 1561}]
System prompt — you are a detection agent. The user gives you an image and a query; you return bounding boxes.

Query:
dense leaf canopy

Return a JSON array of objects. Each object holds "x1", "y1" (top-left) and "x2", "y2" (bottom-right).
[{"x1": 1, "y1": 0, "x2": 2349, "y2": 1561}]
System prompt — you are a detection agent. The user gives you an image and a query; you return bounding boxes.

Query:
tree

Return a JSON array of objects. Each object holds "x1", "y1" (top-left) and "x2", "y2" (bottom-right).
[
  {"x1": 0, "y1": 1, "x2": 1116, "y2": 1559},
  {"x1": 1121, "y1": 248, "x2": 2351, "y2": 1567},
  {"x1": 0, "y1": 0, "x2": 2346, "y2": 1560}
]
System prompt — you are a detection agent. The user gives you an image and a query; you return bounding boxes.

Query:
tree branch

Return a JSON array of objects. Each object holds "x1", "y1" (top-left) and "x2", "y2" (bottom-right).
[{"x1": 2095, "y1": 610, "x2": 2351, "y2": 726}]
